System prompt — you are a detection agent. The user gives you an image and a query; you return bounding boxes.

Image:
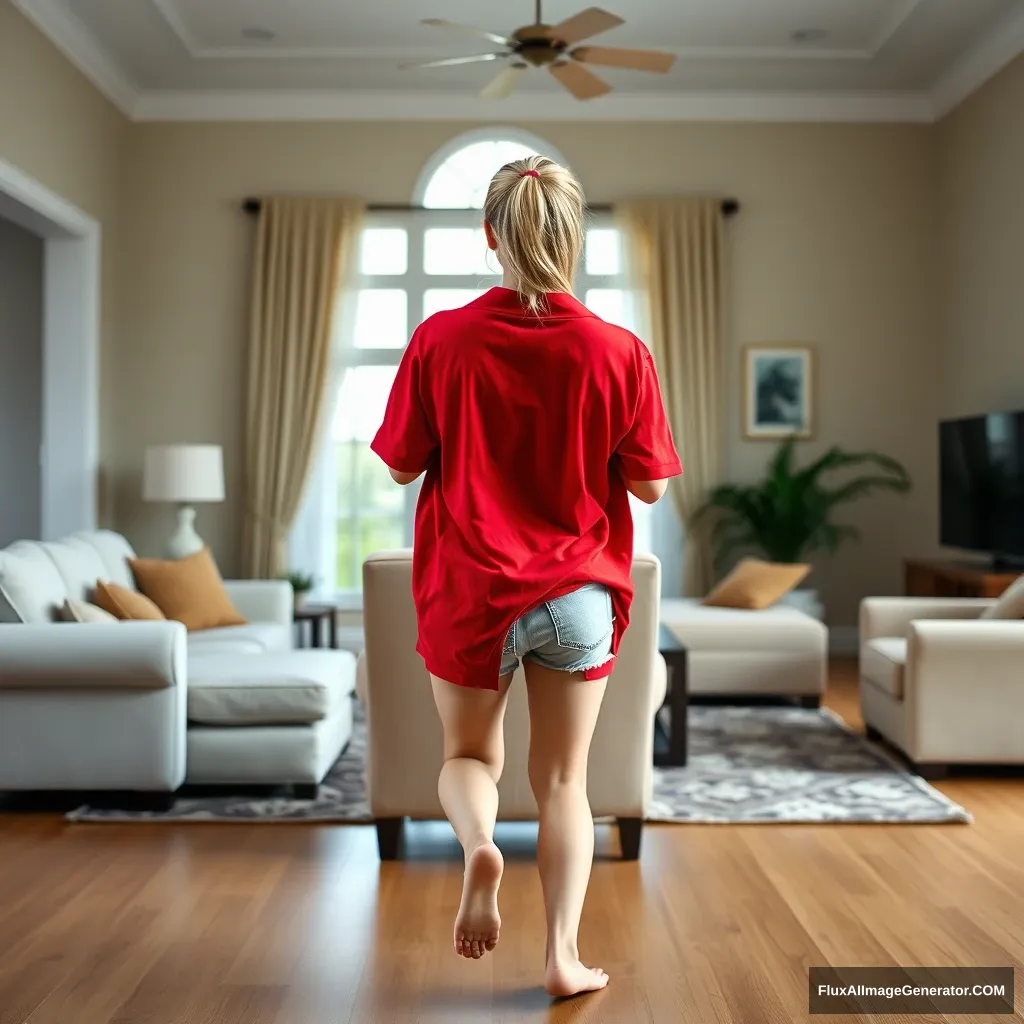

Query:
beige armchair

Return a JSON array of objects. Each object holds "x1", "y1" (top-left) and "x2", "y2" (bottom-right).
[
  {"x1": 358, "y1": 550, "x2": 667, "y2": 861},
  {"x1": 859, "y1": 597, "x2": 1024, "y2": 776}
]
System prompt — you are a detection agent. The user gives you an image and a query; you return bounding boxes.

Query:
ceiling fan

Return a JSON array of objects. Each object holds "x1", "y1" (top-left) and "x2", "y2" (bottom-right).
[{"x1": 402, "y1": 2, "x2": 676, "y2": 100}]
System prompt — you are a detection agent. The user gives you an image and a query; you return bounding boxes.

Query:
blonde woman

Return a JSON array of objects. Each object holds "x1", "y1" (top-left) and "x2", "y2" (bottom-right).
[{"x1": 372, "y1": 156, "x2": 680, "y2": 998}]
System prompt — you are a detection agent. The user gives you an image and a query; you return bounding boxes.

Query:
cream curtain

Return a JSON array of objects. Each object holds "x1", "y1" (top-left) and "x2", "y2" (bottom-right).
[
  {"x1": 242, "y1": 197, "x2": 364, "y2": 579},
  {"x1": 619, "y1": 198, "x2": 725, "y2": 597}
]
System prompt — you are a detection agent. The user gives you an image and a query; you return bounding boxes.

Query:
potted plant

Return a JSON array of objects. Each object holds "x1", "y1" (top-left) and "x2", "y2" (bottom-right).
[
  {"x1": 693, "y1": 438, "x2": 911, "y2": 618},
  {"x1": 283, "y1": 571, "x2": 317, "y2": 611}
]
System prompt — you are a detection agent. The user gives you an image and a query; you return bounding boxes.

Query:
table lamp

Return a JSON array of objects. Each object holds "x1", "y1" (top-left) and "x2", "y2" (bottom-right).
[{"x1": 143, "y1": 445, "x2": 225, "y2": 559}]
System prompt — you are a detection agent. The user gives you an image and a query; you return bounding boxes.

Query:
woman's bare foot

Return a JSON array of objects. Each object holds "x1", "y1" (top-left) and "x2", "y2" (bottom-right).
[
  {"x1": 453, "y1": 841, "x2": 503, "y2": 959},
  {"x1": 545, "y1": 960, "x2": 610, "y2": 998}
]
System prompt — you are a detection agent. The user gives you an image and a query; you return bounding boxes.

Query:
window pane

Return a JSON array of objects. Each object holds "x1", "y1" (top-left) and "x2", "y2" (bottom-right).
[
  {"x1": 359, "y1": 515, "x2": 404, "y2": 562},
  {"x1": 332, "y1": 365, "x2": 398, "y2": 443},
  {"x1": 360, "y1": 229, "x2": 408, "y2": 275},
  {"x1": 586, "y1": 228, "x2": 621, "y2": 275},
  {"x1": 422, "y1": 140, "x2": 539, "y2": 209},
  {"x1": 353, "y1": 289, "x2": 407, "y2": 349},
  {"x1": 335, "y1": 513, "x2": 404, "y2": 591},
  {"x1": 423, "y1": 289, "x2": 487, "y2": 319},
  {"x1": 585, "y1": 288, "x2": 627, "y2": 328},
  {"x1": 424, "y1": 228, "x2": 495, "y2": 276}
]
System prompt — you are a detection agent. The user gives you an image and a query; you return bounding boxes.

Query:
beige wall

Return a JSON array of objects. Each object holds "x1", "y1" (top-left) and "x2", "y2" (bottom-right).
[
  {"x1": 0, "y1": 3, "x2": 127, "y2": 512},
  {"x1": 114, "y1": 121, "x2": 939, "y2": 622},
  {"x1": 938, "y1": 53, "x2": 1024, "y2": 419}
]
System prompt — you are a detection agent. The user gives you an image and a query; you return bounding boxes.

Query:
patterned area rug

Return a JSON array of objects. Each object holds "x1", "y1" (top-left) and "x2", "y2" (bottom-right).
[{"x1": 66, "y1": 701, "x2": 970, "y2": 825}]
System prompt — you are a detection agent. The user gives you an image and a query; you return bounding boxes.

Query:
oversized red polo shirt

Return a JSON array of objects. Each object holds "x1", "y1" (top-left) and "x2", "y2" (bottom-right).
[{"x1": 371, "y1": 287, "x2": 681, "y2": 690}]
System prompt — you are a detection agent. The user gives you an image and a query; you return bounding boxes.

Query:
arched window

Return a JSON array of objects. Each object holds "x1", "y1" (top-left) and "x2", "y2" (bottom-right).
[{"x1": 295, "y1": 131, "x2": 642, "y2": 599}]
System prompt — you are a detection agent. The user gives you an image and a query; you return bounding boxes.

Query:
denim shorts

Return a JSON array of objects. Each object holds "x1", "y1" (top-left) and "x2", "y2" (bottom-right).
[{"x1": 499, "y1": 583, "x2": 614, "y2": 677}]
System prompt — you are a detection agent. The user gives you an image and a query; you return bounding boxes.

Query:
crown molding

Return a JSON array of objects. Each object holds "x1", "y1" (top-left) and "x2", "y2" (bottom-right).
[
  {"x1": 12, "y1": 0, "x2": 139, "y2": 117},
  {"x1": 132, "y1": 88, "x2": 935, "y2": 123},
  {"x1": 931, "y1": 1, "x2": 1024, "y2": 119},
  {"x1": 151, "y1": 0, "x2": 921, "y2": 64}
]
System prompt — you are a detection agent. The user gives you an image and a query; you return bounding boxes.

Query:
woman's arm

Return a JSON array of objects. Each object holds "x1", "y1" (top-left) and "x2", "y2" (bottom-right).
[
  {"x1": 626, "y1": 477, "x2": 669, "y2": 504},
  {"x1": 388, "y1": 467, "x2": 422, "y2": 486}
]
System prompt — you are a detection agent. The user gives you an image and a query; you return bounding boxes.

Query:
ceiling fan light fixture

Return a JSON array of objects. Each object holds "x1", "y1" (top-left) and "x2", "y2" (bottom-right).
[
  {"x1": 790, "y1": 28, "x2": 829, "y2": 44},
  {"x1": 241, "y1": 26, "x2": 276, "y2": 42}
]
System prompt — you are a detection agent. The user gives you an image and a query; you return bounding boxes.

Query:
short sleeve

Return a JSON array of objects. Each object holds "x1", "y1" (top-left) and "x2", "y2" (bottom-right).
[
  {"x1": 370, "y1": 330, "x2": 438, "y2": 474},
  {"x1": 615, "y1": 346, "x2": 682, "y2": 481}
]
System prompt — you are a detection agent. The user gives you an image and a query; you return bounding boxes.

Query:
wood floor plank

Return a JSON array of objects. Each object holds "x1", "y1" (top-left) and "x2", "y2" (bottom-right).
[{"x1": 0, "y1": 662, "x2": 1021, "y2": 1023}]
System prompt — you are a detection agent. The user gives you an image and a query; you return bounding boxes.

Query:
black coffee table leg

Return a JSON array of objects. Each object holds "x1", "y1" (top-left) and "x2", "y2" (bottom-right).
[{"x1": 654, "y1": 651, "x2": 688, "y2": 768}]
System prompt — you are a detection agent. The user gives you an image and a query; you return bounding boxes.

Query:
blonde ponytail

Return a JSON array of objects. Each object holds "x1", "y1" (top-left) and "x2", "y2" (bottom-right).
[{"x1": 483, "y1": 155, "x2": 585, "y2": 314}]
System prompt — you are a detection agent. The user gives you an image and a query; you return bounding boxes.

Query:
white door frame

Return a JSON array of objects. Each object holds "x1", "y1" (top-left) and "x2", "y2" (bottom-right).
[{"x1": 0, "y1": 159, "x2": 100, "y2": 541}]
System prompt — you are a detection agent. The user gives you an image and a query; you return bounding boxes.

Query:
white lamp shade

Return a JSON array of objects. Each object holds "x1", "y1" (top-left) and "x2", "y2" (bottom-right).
[{"x1": 143, "y1": 445, "x2": 225, "y2": 503}]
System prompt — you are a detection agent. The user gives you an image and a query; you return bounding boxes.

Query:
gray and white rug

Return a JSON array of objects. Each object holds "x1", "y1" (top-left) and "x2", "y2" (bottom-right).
[{"x1": 66, "y1": 701, "x2": 970, "y2": 825}]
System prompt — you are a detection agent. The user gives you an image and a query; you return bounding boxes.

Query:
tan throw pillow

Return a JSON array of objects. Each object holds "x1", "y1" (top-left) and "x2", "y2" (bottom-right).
[
  {"x1": 94, "y1": 581, "x2": 167, "y2": 621},
  {"x1": 61, "y1": 598, "x2": 118, "y2": 623},
  {"x1": 980, "y1": 574, "x2": 1024, "y2": 620},
  {"x1": 129, "y1": 547, "x2": 246, "y2": 631},
  {"x1": 703, "y1": 557, "x2": 811, "y2": 611}
]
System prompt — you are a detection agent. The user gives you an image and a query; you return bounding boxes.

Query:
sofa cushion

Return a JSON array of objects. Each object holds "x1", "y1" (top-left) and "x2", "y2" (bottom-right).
[
  {"x1": 129, "y1": 548, "x2": 247, "y2": 631},
  {"x1": 662, "y1": 598, "x2": 827, "y2": 653},
  {"x1": 74, "y1": 531, "x2": 137, "y2": 590},
  {"x1": 187, "y1": 622, "x2": 292, "y2": 657},
  {"x1": 187, "y1": 650, "x2": 356, "y2": 725},
  {"x1": 861, "y1": 638, "x2": 906, "y2": 700},
  {"x1": 94, "y1": 582, "x2": 166, "y2": 621},
  {"x1": 702, "y1": 558, "x2": 811, "y2": 611},
  {"x1": 43, "y1": 538, "x2": 109, "y2": 602},
  {"x1": 61, "y1": 598, "x2": 118, "y2": 623},
  {"x1": 0, "y1": 541, "x2": 68, "y2": 624},
  {"x1": 980, "y1": 573, "x2": 1024, "y2": 620}
]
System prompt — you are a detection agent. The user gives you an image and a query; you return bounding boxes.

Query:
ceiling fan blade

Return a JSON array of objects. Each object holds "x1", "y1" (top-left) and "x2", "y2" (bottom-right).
[
  {"x1": 421, "y1": 18, "x2": 514, "y2": 48},
  {"x1": 571, "y1": 45, "x2": 675, "y2": 73},
  {"x1": 547, "y1": 7, "x2": 624, "y2": 45},
  {"x1": 549, "y1": 61, "x2": 611, "y2": 100},
  {"x1": 401, "y1": 52, "x2": 505, "y2": 69},
  {"x1": 481, "y1": 64, "x2": 527, "y2": 100}
]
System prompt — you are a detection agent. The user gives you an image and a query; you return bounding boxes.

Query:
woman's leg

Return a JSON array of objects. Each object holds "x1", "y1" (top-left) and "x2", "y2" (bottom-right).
[
  {"x1": 431, "y1": 673, "x2": 513, "y2": 960},
  {"x1": 524, "y1": 663, "x2": 610, "y2": 997}
]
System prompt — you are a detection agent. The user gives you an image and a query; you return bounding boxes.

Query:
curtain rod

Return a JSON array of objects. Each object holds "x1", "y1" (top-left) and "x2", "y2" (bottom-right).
[{"x1": 241, "y1": 198, "x2": 740, "y2": 217}]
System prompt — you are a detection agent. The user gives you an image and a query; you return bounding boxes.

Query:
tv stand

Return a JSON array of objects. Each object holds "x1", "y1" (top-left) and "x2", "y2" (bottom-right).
[
  {"x1": 991, "y1": 553, "x2": 1024, "y2": 573},
  {"x1": 905, "y1": 559, "x2": 1021, "y2": 600}
]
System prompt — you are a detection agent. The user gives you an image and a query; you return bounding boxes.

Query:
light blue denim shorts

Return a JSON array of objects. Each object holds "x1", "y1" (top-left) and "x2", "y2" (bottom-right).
[{"x1": 500, "y1": 583, "x2": 615, "y2": 677}]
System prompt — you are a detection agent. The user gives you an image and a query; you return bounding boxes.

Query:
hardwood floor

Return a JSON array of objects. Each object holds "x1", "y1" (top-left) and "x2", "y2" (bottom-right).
[{"x1": 2, "y1": 661, "x2": 1022, "y2": 1023}]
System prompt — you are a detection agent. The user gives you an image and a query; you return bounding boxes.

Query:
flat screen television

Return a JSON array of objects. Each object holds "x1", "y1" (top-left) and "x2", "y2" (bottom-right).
[{"x1": 940, "y1": 410, "x2": 1024, "y2": 564}]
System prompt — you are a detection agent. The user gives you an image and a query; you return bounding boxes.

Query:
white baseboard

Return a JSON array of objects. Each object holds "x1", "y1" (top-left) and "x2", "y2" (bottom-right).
[{"x1": 829, "y1": 626, "x2": 859, "y2": 656}]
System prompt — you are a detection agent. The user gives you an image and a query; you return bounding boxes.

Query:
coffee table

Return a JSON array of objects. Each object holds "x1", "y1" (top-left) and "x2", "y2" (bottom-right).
[{"x1": 655, "y1": 624, "x2": 689, "y2": 767}]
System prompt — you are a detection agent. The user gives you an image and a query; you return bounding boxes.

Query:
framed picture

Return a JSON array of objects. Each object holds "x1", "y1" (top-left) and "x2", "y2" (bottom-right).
[{"x1": 742, "y1": 345, "x2": 815, "y2": 440}]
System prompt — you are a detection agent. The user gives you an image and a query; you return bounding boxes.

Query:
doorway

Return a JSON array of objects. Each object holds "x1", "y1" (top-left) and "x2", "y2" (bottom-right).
[{"x1": 0, "y1": 159, "x2": 100, "y2": 542}]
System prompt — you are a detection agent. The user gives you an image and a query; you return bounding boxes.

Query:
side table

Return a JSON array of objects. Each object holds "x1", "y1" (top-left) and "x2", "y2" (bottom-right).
[
  {"x1": 655, "y1": 624, "x2": 689, "y2": 767},
  {"x1": 294, "y1": 603, "x2": 338, "y2": 649}
]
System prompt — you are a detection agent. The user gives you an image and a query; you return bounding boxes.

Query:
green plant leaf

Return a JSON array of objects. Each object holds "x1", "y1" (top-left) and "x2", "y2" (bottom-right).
[{"x1": 698, "y1": 440, "x2": 910, "y2": 568}]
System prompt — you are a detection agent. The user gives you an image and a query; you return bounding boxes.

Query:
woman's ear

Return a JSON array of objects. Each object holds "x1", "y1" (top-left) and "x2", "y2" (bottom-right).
[{"x1": 483, "y1": 221, "x2": 499, "y2": 251}]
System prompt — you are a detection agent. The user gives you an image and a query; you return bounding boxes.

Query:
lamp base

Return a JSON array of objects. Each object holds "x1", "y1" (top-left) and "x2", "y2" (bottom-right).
[{"x1": 166, "y1": 506, "x2": 205, "y2": 560}]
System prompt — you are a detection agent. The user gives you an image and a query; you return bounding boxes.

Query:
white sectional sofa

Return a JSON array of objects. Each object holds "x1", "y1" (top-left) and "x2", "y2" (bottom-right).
[
  {"x1": 0, "y1": 530, "x2": 355, "y2": 805},
  {"x1": 660, "y1": 597, "x2": 827, "y2": 704}
]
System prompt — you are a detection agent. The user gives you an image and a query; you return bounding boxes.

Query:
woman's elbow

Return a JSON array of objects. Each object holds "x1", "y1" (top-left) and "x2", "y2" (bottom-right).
[
  {"x1": 627, "y1": 478, "x2": 669, "y2": 504},
  {"x1": 388, "y1": 467, "x2": 421, "y2": 486}
]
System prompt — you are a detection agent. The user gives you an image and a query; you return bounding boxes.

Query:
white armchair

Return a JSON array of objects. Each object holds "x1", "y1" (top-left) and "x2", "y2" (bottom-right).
[
  {"x1": 359, "y1": 550, "x2": 667, "y2": 861},
  {"x1": 859, "y1": 597, "x2": 1024, "y2": 776}
]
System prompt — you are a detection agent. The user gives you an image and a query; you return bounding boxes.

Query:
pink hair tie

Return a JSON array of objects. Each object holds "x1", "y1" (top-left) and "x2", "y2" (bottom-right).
[{"x1": 519, "y1": 169, "x2": 540, "y2": 178}]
